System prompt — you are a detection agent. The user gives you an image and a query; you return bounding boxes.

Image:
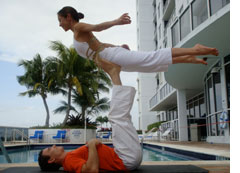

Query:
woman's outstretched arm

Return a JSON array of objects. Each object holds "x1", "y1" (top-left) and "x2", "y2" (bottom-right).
[{"x1": 74, "y1": 13, "x2": 131, "y2": 32}]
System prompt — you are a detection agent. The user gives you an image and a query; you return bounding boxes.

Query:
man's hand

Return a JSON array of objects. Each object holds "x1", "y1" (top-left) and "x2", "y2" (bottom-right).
[
  {"x1": 115, "y1": 13, "x2": 131, "y2": 25},
  {"x1": 86, "y1": 139, "x2": 102, "y2": 147},
  {"x1": 82, "y1": 139, "x2": 100, "y2": 173},
  {"x1": 121, "y1": 44, "x2": 130, "y2": 50}
]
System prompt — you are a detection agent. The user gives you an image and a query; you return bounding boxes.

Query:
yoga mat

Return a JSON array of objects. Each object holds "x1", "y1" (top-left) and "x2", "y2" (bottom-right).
[{"x1": 1, "y1": 165, "x2": 208, "y2": 173}]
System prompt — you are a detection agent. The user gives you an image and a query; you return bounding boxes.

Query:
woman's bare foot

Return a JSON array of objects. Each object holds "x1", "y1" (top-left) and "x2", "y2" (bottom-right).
[
  {"x1": 185, "y1": 55, "x2": 208, "y2": 65},
  {"x1": 172, "y1": 55, "x2": 208, "y2": 65},
  {"x1": 193, "y1": 44, "x2": 219, "y2": 56}
]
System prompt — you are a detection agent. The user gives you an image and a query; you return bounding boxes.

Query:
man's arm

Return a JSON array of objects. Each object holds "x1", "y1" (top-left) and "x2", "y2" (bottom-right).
[
  {"x1": 81, "y1": 139, "x2": 101, "y2": 173},
  {"x1": 74, "y1": 13, "x2": 131, "y2": 32}
]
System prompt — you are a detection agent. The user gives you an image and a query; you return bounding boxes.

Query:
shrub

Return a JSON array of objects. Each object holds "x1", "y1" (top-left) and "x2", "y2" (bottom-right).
[{"x1": 146, "y1": 121, "x2": 165, "y2": 133}]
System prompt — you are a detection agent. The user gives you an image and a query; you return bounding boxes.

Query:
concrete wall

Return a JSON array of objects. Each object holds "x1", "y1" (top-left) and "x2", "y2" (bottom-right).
[
  {"x1": 29, "y1": 129, "x2": 96, "y2": 143},
  {"x1": 137, "y1": 0, "x2": 159, "y2": 132}
]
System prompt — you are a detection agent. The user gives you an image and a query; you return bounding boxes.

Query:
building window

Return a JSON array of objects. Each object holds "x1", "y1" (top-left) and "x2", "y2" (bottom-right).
[
  {"x1": 189, "y1": 102, "x2": 194, "y2": 117},
  {"x1": 213, "y1": 70, "x2": 222, "y2": 112},
  {"x1": 207, "y1": 78, "x2": 215, "y2": 114},
  {"x1": 199, "y1": 97, "x2": 206, "y2": 117},
  {"x1": 186, "y1": 93, "x2": 205, "y2": 118},
  {"x1": 158, "y1": 25, "x2": 161, "y2": 40},
  {"x1": 194, "y1": 100, "x2": 200, "y2": 118},
  {"x1": 171, "y1": 21, "x2": 179, "y2": 47},
  {"x1": 180, "y1": 7, "x2": 191, "y2": 40},
  {"x1": 158, "y1": 3, "x2": 161, "y2": 18},
  {"x1": 192, "y1": 0, "x2": 208, "y2": 29},
  {"x1": 210, "y1": 0, "x2": 230, "y2": 16},
  {"x1": 204, "y1": 59, "x2": 230, "y2": 137},
  {"x1": 210, "y1": 115, "x2": 217, "y2": 136},
  {"x1": 224, "y1": 56, "x2": 230, "y2": 108}
]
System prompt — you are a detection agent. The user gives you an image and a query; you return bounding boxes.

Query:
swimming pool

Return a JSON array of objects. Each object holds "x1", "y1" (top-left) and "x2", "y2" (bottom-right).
[{"x1": 0, "y1": 144, "x2": 230, "y2": 163}]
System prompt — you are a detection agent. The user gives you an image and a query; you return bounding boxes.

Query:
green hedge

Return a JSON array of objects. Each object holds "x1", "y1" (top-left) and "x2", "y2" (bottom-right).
[{"x1": 146, "y1": 121, "x2": 164, "y2": 133}]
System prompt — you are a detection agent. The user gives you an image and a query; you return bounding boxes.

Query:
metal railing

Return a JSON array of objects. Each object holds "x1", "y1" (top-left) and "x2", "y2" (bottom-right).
[
  {"x1": 12, "y1": 129, "x2": 30, "y2": 150},
  {"x1": 150, "y1": 83, "x2": 176, "y2": 109},
  {"x1": 0, "y1": 138, "x2": 11, "y2": 163}
]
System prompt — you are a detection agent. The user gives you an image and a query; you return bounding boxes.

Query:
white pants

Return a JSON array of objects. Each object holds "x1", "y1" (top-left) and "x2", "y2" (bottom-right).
[
  {"x1": 109, "y1": 85, "x2": 142, "y2": 170},
  {"x1": 99, "y1": 47, "x2": 172, "y2": 72}
]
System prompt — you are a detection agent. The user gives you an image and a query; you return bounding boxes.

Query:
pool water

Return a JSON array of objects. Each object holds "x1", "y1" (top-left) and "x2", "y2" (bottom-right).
[
  {"x1": 0, "y1": 146, "x2": 192, "y2": 164},
  {"x1": 142, "y1": 146, "x2": 189, "y2": 161}
]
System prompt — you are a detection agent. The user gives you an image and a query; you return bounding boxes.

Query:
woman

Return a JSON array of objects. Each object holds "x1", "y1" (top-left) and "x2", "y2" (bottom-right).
[{"x1": 57, "y1": 6, "x2": 219, "y2": 73}]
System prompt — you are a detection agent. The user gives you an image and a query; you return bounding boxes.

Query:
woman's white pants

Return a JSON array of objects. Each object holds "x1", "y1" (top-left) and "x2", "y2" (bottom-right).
[{"x1": 99, "y1": 47, "x2": 172, "y2": 72}]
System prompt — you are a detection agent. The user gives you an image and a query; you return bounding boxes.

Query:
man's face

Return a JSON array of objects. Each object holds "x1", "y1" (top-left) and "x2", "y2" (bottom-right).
[{"x1": 42, "y1": 145, "x2": 64, "y2": 163}]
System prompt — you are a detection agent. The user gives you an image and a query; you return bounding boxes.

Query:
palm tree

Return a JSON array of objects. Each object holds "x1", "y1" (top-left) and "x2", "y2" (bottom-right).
[
  {"x1": 49, "y1": 41, "x2": 86, "y2": 126},
  {"x1": 17, "y1": 54, "x2": 65, "y2": 127},
  {"x1": 49, "y1": 41, "x2": 112, "y2": 126},
  {"x1": 71, "y1": 89, "x2": 110, "y2": 123},
  {"x1": 96, "y1": 116, "x2": 105, "y2": 128},
  {"x1": 103, "y1": 116, "x2": 109, "y2": 128}
]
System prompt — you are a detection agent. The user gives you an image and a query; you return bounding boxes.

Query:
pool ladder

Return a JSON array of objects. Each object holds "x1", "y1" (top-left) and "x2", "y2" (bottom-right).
[
  {"x1": 12, "y1": 129, "x2": 30, "y2": 151},
  {"x1": 141, "y1": 127, "x2": 158, "y2": 147},
  {"x1": 0, "y1": 137, "x2": 11, "y2": 163}
]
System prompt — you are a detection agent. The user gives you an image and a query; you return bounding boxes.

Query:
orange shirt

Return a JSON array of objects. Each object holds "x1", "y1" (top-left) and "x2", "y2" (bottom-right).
[{"x1": 62, "y1": 144, "x2": 127, "y2": 173}]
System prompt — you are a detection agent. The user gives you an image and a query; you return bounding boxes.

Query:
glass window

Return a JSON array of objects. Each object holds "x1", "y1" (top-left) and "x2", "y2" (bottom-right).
[
  {"x1": 213, "y1": 72, "x2": 222, "y2": 112},
  {"x1": 225, "y1": 63, "x2": 230, "y2": 108},
  {"x1": 192, "y1": 0, "x2": 208, "y2": 29},
  {"x1": 170, "y1": 111, "x2": 174, "y2": 120},
  {"x1": 0, "y1": 128, "x2": 5, "y2": 141},
  {"x1": 158, "y1": 3, "x2": 161, "y2": 18},
  {"x1": 171, "y1": 21, "x2": 179, "y2": 47},
  {"x1": 207, "y1": 117, "x2": 210, "y2": 136},
  {"x1": 180, "y1": 8, "x2": 191, "y2": 40},
  {"x1": 194, "y1": 101, "x2": 200, "y2": 118},
  {"x1": 217, "y1": 113, "x2": 225, "y2": 136},
  {"x1": 174, "y1": 109, "x2": 178, "y2": 119},
  {"x1": 210, "y1": 115, "x2": 217, "y2": 136},
  {"x1": 199, "y1": 98, "x2": 206, "y2": 117},
  {"x1": 189, "y1": 102, "x2": 194, "y2": 117},
  {"x1": 158, "y1": 25, "x2": 161, "y2": 40},
  {"x1": 210, "y1": 0, "x2": 230, "y2": 16},
  {"x1": 207, "y1": 78, "x2": 215, "y2": 114}
]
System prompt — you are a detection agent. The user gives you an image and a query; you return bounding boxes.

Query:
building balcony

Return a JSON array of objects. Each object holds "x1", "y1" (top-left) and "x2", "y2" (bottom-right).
[
  {"x1": 165, "y1": 4, "x2": 230, "y2": 92},
  {"x1": 162, "y1": 0, "x2": 175, "y2": 21},
  {"x1": 149, "y1": 83, "x2": 176, "y2": 111}
]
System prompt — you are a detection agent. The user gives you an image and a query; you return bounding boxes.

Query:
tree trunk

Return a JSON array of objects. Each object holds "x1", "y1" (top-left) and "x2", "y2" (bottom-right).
[
  {"x1": 42, "y1": 95, "x2": 50, "y2": 127},
  {"x1": 82, "y1": 107, "x2": 87, "y2": 143},
  {"x1": 62, "y1": 86, "x2": 72, "y2": 126}
]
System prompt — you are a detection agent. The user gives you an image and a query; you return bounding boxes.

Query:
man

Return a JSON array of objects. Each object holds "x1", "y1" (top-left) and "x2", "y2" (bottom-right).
[{"x1": 38, "y1": 63, "x2": 142, "y2": 172}]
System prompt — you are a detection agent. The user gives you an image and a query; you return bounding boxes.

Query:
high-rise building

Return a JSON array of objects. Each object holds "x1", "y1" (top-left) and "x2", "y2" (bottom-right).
[{"x1": 136, "y1": 0, "x2": 230, "y2": 143}]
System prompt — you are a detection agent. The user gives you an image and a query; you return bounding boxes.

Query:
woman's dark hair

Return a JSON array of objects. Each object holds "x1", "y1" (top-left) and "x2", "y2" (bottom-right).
[
  {"x1": 58, "y1": 6, "x2": 84, "y2": 22},
  {"x1": 38, "y1": 150, "x2": 62, "y2": 171}
]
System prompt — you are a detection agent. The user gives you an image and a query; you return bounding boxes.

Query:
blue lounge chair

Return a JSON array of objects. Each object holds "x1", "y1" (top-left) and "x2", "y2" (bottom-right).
[
  {"x1": 102, "y1": 131, "x2": 111, "y2": 139},
  {"x1": 52, "y1": 130, "x2": 66, "y2": 143},
  {"x1": 29, "y1": 130, "x2": 44, "y2": 142}
]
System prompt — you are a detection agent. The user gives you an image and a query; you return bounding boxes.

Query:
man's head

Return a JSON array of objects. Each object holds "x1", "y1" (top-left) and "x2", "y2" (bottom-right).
[{"x1": 38, "y1": 145, "x2": 65, "y2": 171}]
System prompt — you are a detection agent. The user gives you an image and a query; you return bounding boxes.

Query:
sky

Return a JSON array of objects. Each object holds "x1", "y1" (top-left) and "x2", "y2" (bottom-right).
[{"x1": 0, "y1": 0, "x2": 140, "y2": 129}]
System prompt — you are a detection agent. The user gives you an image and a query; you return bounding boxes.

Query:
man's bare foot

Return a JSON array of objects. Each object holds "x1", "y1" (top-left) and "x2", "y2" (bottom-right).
[{"x1": 193, "y1": 44, "x2": 219, "y2": 56}]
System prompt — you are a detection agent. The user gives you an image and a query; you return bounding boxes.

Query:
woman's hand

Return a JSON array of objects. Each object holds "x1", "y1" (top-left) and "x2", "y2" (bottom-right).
[{"x1": 115, "y1": 13, "x2": 131, "y2": 25}]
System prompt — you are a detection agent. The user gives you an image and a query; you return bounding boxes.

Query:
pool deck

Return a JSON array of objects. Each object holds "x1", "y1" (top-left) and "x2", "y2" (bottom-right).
[{"x1": 0, "y1": 141, "x2": 230, "y2": 173}]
